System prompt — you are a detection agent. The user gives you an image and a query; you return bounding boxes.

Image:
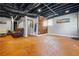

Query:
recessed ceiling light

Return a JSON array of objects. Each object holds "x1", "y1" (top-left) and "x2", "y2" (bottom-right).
[
  {"x1": 65, "y1": 10, "x2": 70, "y2": 13},
  {"x1": 38, "y1": 9, "x2": 41, "y2": 12}
]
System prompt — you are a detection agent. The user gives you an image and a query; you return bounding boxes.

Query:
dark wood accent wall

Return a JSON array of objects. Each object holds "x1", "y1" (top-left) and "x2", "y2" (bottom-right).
[{"x1": 38, "y1": 16, "x2": 48, "y2": 34}]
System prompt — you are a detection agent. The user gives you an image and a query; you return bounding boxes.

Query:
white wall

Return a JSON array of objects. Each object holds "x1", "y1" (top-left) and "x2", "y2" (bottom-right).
[
  {"x1": 27, "y1": 16, "x2": 38, "y2": 35},
  {"x1": 18, "y1": 21, "x2": 23, "y2": 28},
  {"x1": 0, "y1": 17, "x2": 11, "y2": 32},
  {"x1": 18, "y1": 16, "x2": 38, "y2": 36},
  {"x1": 48, "y1": 12, "x2": 79, "y2": 38},
  {"x1": 18, "y1": 17, "x2": 24, "y2": 28}
]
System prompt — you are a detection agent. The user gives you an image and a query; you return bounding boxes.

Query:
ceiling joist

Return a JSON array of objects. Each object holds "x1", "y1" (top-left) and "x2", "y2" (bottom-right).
[{"x1": 0, "y1": 3, "x2": 79, "y2": 20}]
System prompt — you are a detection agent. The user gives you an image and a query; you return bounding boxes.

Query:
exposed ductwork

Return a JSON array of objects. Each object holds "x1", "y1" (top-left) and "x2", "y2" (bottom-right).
[
  {"x1": 3, "y1": 3, "x2": 40, "y2": 16},
  {"x1": 3, "y1": 6, "x2": 37, "y2": 16},
  {"x1": 0, "y1": 3, "x2": 78, "y2": 20},
  {"x1": 1, "y1": 4, "x2": 40, "y2": 20}
]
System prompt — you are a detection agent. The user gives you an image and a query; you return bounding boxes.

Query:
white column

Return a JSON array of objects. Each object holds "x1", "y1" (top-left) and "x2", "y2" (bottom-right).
[
  {"x1": 23, "y1": 16, "x2": 28, "y2": 37},
  {"x1": 78, "y1": 12, "x2": 79, "y2": 33},
  {"x1": 36, "y1": 16, "x2": 39, "y2": 35},
  {"x1": 11, "y1": 16, "x2": 14, "y2": 31}
]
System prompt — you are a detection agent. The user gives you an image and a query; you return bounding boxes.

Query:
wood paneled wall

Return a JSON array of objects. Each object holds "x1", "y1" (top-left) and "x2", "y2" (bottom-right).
[{"x1": 38, "y1": 16, "x2": 48, "y2": 34}]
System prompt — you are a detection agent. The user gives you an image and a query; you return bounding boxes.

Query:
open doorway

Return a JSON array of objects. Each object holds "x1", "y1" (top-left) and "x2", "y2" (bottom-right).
[{"x1": 27, "y1": 19, "x2": 34, "y2": 35}]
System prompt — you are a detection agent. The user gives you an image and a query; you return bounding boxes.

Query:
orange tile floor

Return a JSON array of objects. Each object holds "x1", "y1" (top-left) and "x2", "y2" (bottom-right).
[{"x1": 0, "y1": 35, "x2": 79, "y2": 56}]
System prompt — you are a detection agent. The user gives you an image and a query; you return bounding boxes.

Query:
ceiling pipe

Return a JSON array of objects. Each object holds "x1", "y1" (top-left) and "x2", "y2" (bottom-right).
[
  {"x1": 4, "y1": 6, "x2": 28, "y2": 14},
  {"x1": 32, "y1": 3, "x2": 50, "y2": 13},
  {"x1": 47, "y1": 5, "x2": 79, "y2": 18},
  {"x1": 3, "y1": 4, "x2": 39, "y2": 16},
  {"x1": 24, "y1": 3, "x2": 41, "y2": 13},
  {"x1": 14, "y1": 15, "x2": 18, "y2": 20},
  {"x1": 42, "y1": 4, "x2": 79, "y2": 19},
  {"x1": 3, "y1": 6, "x2": 37, "y2": 16},
  {"x1": 5, "y1": 4, "x2": 18, "y2": 10},
  {"x1": 23, "y1": 3, "x2": 40, "y2": 12},
  {"x1": 20, "y1": 3, "x2": 25, "y2": 8},
  {"x1": 43, "y1": 4, "x2": 56, "y2": 15},
  {"x1": 3, "y1": 3, "x2": 41, "y2": 20},
  {"x1": 42, "y1": 4, "x2": 67, "y2": 14},
  {"x1": 1, "y1": 3, "x2": 40, "y2": 19},
  {"x1": 42, "y1": 3, "x2": 60, "y2": 12}
]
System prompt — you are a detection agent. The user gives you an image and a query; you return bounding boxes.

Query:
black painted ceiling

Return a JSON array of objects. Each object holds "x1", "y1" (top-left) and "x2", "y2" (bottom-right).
[{"x1": 0, "y1": 3, "x2": 79, "y2": 20}]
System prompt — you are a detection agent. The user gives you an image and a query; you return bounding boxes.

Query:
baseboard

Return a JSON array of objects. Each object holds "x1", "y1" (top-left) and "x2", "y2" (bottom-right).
[
  {"x1": 47, "y1": 33, "x2": 79, "y2": 38},
  {"x1": 36, "y1": 33, "x2": 48, "y2": 36}
]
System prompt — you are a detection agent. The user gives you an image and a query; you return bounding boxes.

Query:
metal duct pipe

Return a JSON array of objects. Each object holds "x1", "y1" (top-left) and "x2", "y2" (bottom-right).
[
  {"x1": 4, "y1": 6, "x2": 28, "y2": 14},
  {"x1": 3, "y1": 6, "x2": 37, "y2": 16},
  {"x1": 3, "y1": 3, "x2": 39, "y2": 16}
]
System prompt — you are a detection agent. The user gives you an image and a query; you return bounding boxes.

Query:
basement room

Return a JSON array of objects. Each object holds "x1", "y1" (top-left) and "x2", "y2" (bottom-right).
[{"x1": 0, "y1": 3, "x2": 79, "y2": 56}]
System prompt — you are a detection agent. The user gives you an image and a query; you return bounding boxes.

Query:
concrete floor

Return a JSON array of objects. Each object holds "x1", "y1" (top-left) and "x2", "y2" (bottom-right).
[{"x1": 0, "y1": 35, "x2": 79, "y2": 56}]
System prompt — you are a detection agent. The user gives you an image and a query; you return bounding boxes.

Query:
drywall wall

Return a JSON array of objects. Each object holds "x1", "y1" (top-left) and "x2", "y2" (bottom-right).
[
  {"x1": 48, "y1": 12, "x2": 79, "y2": 38},
  {"x1": 27, "y1": 16, "x2": 38, "y2": 35},
  {"x1": 0, "y1": 17, "x2": 11, "y2": 33},
  {"x1": 18, "y1": 16, "x2": 38, "y2": 36},
  {"x1": 18, "y1": 17, "x2": 24, "y2": 28}
]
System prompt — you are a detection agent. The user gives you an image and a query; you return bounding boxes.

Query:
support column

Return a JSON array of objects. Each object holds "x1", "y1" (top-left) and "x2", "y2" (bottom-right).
[
  {"x1": 36, "y1": 16, "x2": 39, "y2": 35},
  {"x1": 23, "y1": 16, "x2": 28, "y2": 37},
  {"x1": 11, "y1": 16, "x2": 14, "y2": 31},
  {"x1": 77, "y1": 11, "x2": 79, "y2": 33}
]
